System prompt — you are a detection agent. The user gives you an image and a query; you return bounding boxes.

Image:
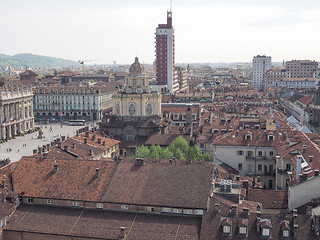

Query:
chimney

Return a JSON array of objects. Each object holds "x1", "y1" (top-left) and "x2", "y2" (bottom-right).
[
  {"x1": 90, "y1": 149, "x2": 94, "y2": 157},
  {"x1": 103, "y1": 141, "x2": 106, "y2": 146},
  {"x1": 96, "y1": 168, "x2": 100, "y2": 178},
  {"x1": 230, "y1": 205, "x2": 237, "y2": 215},
  {"x1": 43, "y1": 152, "x2": 48, "y2": 159},
  {"x1": 84, "y1": 138, "x2": 87, "y2": 144},
  {"x1": 256, "y1": 217, "x2": 261, "y2": 232},
  {"x1": 93, "y1": 135, "x2": 96, "y2": 141},
  {"x1": 98, "y1": 138, "x2": 102, "y2": 144},
  {"x1": 301, "y1": 173, "x2": 308, "y2": 182},
  {"x1": 243, "y1": 207, "x2": 249, "y2": 217},
  {"x1": 38, "y1": 146, "x2": 42, "y2": 154},
  {"x1": 136, "y1": 158, "x2": 145, "y2": 166},
  {"x1": 33, "y1": 149, "x2": 37, "y2": 154},
  {"x1": 76, "y1": 131, "x2": 79, "y2": 136},
  {"x1": 85, "y1": 132, "x2": 90, "y2": 138},
  {"x1": 296, "y1": 156, "x2": 302, "y2": 179},
  {"x1": 302, "y1": 144, "x2": 307, "y2": 153},
  {"x1": 64, "y1": 145, "x2": 68, "y2": 151},
  {"x1": 61, "y1": 136, "x2": 66, "y2": 141},
  {"x1": 46, "y1": 144, "x2": 50, "y2": 151},
  {"x1": 214, "y1": 203, "x2": 220, "y2": 213},
  {"x1": 118, "y1": 227, "x2": 126, "y2": 240},
  {"x1": 315, "y1": 170, "x2": 319, "y2": 177},
  {"x1": 235, "y1": 175, "x2": 240, "y2": 181},
  {"x1": 73, "y1": 143, "x2": 76, "y2": 149},
  {"x1": 54, "y1": 162, "x2": 59, "y2": 173}
]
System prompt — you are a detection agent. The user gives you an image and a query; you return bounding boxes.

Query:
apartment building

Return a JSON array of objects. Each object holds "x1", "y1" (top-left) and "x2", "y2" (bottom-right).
[
  {"x1": 285, "y1": 60, "x2": 318, "y2": 78},
  {"x1": 252, "y1": 55, "x2": 272, "y2": 90}
]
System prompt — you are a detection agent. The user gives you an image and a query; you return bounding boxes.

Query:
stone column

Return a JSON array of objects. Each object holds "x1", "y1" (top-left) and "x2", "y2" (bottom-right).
[
  {"x1": 7, "y1": 125, "x2": 11, "y2": 139},
  {"x1": 0, "y1": 126, "x2": 5, "y2": 140}
]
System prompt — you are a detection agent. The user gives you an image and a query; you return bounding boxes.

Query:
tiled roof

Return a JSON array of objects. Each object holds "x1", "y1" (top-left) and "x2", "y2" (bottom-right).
[
  {"x1": 5, "y1": 205, "x2": 201, "y2": 240},
  {"x1": 145, "y1": 133, "x2": 180, "y2": 146},
  {"x1": 247, "y1": 189, "x2": 288, "y2": 209},
  {"x1": 12, "y1": 156, "x2": 118, "y2": 202},
  {"x1": 106, "y1": 158, "x2": 214, "y2": 209}
]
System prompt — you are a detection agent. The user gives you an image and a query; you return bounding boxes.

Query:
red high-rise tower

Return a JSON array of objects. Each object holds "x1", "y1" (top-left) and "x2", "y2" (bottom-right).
[{"x1": 155, "y1": 11, "x2": 179, "y2": 93}]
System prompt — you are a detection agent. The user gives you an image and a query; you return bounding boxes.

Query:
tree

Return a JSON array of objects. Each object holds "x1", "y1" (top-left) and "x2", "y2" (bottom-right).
[
  {"x1": 134, "y1": 145, "x2": 150, "y2": 158},
  {"x1": 149, "y1": 144, "x2": 161, "y2": 159}
]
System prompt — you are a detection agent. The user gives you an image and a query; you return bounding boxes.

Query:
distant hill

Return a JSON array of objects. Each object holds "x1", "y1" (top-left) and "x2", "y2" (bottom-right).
[{"x1": 0, "y1": 53, "x2": 78, "y2": 68}]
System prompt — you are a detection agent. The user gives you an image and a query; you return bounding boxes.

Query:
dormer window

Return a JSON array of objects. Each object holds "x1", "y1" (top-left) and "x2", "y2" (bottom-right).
[
  {"x1": 268, "y1": 135, "x2": 274, "y2": 141},
  {"x1": 223, "y1": 225, "x2": 231, "y2": 234},
  {"x1": 245, "y1": 134, "x2": 252, "y2": 140},
  {"x1": 239, "y1": 226, "x2": 247, "y2": 235},
  {"x1": 283, "y1": 230, "x2": 289, "y2": 237},
  {"x1": 262, "y1": 228, "x2": 270, "y2": 237},
  {"x1": 221, "y1": 217, "x2": 232, "y2": 235}
]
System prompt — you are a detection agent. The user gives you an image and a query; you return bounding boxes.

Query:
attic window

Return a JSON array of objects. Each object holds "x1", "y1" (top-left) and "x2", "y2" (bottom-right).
[
  {"x1": 245, "y1": 134, "x2": 252, "y2": 140},
  {"x1": 283, "y1": 230, "x2": 289, "y2": 237},
  {"x1": 27, "y1": 198, "x2": 34, "y2": 204},
  {"x1": 121, "y1": 205, "x2": 129, "y2": 210},
  {"x1": 72, "y1": 201, "x2": 79, "y2": 207},
  {"x1": 96, "y1": 203, "x2": 103, "y2": 209},
  {"x1": 268, "y1": 135, "x2": 274, "y2": 141},
  {"x1": 194, "y1": 209, "x2": 204, "y2": 215},
  {"x1": 262, "y1": 228, "x2": 270, "y2": 237},
  {"x1": 239, "y1": 226, "x2": 247, "y2": 235},
  {"x1": 223, "y1": 225, "x2": 231, "y2": 234},
  {"x1": 162, "y1": 207, "x2": 171, "y2": 213},
  {"x1": 47, "y1": 199, "x2": 53, "y2": 205}
]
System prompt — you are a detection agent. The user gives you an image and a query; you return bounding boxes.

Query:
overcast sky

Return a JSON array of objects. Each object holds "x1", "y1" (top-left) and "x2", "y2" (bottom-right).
[{"x1": 1, "y1": 0, "x2": 320, "y2": 64}]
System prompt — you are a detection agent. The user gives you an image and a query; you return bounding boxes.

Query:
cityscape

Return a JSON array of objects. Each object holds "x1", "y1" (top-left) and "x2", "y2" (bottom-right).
[{"x1": 1, "y1": 0, "x2": 320, "y2": 239}]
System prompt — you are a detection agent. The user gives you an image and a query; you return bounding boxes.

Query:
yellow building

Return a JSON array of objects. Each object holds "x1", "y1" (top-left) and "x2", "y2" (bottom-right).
[{"x1": 112, "y1": 57, "x2": 161, "y2": 117}]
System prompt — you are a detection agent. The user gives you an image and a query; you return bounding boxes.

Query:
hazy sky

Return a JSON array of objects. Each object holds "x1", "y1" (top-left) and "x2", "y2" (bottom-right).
[{"x1": 1, "y1": 0, "x2": 320, "y2": 64}]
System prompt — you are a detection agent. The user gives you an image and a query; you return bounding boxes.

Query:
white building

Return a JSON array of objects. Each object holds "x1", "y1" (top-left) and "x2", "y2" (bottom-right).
[
  {"x1": 34, "y1": 85, "x2": 117, "y2": 121},
  {"x1": 252, "y1": 55, "x2": 272, "y2": 91}
]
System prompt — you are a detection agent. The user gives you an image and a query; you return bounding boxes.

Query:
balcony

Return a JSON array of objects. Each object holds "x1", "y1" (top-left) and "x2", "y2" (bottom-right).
[{"x1": 277, "y1": 168, "x2": 289, "y2": 175}]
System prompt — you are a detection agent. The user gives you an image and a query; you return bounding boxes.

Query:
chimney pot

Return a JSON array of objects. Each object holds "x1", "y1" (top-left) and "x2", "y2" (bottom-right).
[
  {"x1": 315, "y1": 170, "x2": 319, "y2": 177},
  {"x1": 93, "y1": 135, "x2": 96, "y2": 141},
  {"x1": 119, "y1": 227, "x2": 126, "y2": 239},
  {"x1": 73, "y1": 143, "x2": 76, "y2": 149},
  {"x1": 64, "y1": 145, "x2": 68, "y2": 151},
  {"x1": 90, "y1": 149, "x2": 94, "y2": 157},
  {"x1": 96, "y1": 168, "x2": 100, "y2": 177},
  {"x1": 103, "y1": 141, "x2": 106, "y2": 146},
  {"x1": 84, "y1": 138, "x2": 87, "y2": 144},
  {"x1": 86, "y1": 132, "x2": 89, "y2": 138},
  {"x1": 98, "y1": 138, "x2": 102, "y2": 144}
]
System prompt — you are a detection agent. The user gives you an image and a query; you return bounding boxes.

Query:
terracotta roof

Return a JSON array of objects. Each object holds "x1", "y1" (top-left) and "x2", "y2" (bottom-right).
[
  {"x1": 12, "y1": 156, "x2": 118, "y2": 202},
  {"x1": 106, "y1": 158, "x2": 214, "y2": 209},
  {"x1": 5, "y1": 205, "x2": 201, "y2": 240},
  {"x1": 247, "y1": 189, "x2": 288, "y2": 209}
]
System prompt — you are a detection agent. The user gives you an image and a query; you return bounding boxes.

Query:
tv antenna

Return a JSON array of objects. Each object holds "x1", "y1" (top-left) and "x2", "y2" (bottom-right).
[{"x1": 170, "y1": 0, "x2": 173, "y2": 12}]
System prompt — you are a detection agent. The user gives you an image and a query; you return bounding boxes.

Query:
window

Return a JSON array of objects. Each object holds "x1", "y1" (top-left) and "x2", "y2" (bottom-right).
[
  {"x1": 27, "y1": 198, "x2": 34, "y2": 204},
  {"x1": 269, "y1": 180, "x2": 273, "y2": 189},
  {"x1": 147, "y1": 206, "x2": 155, "y2": 212},
  {"x1": 239, "y1": 226, "x2": 247, "y2": 235},
  {"x1": 223, "y1": 225, "x2": 231, "y2": 234},
  {"x1": 194, "y1": 210, "x2": 204, "y2": 215},
  {"x1": 258, "y1": 164, "x2": 262, "y2": 171},
  {"x1": 270, "y1": 151, "x2": 274, "y2": 156},
  {"x1": 162, "y1": 207, "x2": 171, "y2": 213},
  {"x1": 238, "y1": 163, "x2": 242, "y2": 171},
  {"x1": 172, "y1": 208, "x2": 182, "y2": 214},
  {"x1": 237, "y1": 150, "x2": 243, "y2": 155},
  {"x1": 116, "y1": 103, "x2": 120, "y2": 115},
  {"x1": 96, "y1": 203, "x2": 103, "y2": 209},
  {"x1": 268, "y1": 135, "x2": 274, "y2": 141},
  {"x1": 258, "y1": 151, "x2": 263, "y2": 156},
  {"x1": 128, "y1": 104, "x2": 135, "y2": 116},
  {"x1": 200, "y1": 143, "x2": 204, "y2": 148},
  {"x1": 183, "y1": 209, "x2": 193, "y2": 215},
  {"x1": 47, "y1": 199, "x2": 53, "y2": 205},
  {"x1": 283, "y1": 230, "x2": 289, "y2": 237},
  {"x1": 146, "y1": 103, "x2": 152, "y2": 116},
  {"x1": 269, "y1": 164, "x2": 273, "y2": 172},
  {"x1": 121, "y1": 205, "x2": 128, "y2": 210},
  {"x1": 286, "y1": 163, "x2": 291, "y2": 171},
  {"x1": 72, "y1": 201, "x2": 79, "y2": 207},
  {"x1": 262, "y1": 228, "x2": 270, "y2": 237}
]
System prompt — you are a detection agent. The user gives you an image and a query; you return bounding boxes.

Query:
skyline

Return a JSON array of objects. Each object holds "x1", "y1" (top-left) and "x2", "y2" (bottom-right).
[{"x1": 1, "y1": 0, "x2": 320, "y2": 65}]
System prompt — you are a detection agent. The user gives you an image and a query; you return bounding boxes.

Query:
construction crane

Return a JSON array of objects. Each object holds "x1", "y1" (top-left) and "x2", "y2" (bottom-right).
[{"x1": 78, "y1": 59, "x2": 95, "y2": 75}]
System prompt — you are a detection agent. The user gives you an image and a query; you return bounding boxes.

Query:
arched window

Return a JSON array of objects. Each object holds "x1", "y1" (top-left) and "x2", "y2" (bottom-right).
[
  {"x1": 129, "y1": 104, "x2": 135, "y2": 116},
  {"x1": 146, "y1": 103, "x2": 152, "y2": 116}
]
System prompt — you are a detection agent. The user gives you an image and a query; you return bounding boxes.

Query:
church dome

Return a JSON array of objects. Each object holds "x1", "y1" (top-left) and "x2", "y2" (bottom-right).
[{"x1": 129, "y1": 57, "x2": 144, "y2": 76}]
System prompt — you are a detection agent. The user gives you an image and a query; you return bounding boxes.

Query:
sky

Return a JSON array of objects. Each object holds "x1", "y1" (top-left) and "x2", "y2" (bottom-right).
[{"x1": 1, "y1": 0, "x2": 320, "y2": 64}]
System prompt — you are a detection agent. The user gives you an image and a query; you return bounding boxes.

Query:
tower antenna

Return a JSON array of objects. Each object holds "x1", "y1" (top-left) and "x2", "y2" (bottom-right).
[{"x1": 170, "y1": 0, "x2": 173, "y2": 12}]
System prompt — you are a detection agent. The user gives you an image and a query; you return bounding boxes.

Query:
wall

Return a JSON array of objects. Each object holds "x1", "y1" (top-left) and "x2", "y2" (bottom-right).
[{"x1": 288, "y1": 175, "x2": 320, "y2": 211}]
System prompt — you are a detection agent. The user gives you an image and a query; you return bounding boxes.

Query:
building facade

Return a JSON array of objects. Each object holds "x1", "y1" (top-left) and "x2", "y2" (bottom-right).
[
  {"x1": 0, "y1": 88, "x2": 34, "y2": 140},
  {"x1": 285, "y1": 60, "x2": 318, "y2": 78},
  {"x1": 33, "y1": 85, "x2": 117, "y2": 121},
  {"x1": 155, "y1": 11, "x2": 179, "y2": 93},
  {"x1": 252, "y1": 55, "x2": 272, "y2": 90}
]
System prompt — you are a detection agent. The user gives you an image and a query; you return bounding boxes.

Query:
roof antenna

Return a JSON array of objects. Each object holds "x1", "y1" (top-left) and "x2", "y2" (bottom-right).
[{"x1": 170, "y1": 0, "x2": 173, "y2": 12}]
